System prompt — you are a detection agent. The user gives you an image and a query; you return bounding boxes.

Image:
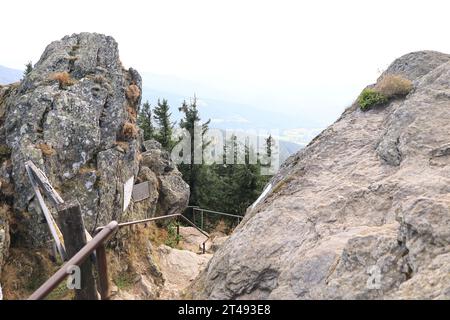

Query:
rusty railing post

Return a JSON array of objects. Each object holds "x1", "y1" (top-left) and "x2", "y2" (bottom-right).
[
  {"x1": 28, "y1": 221, "x2": 118, "y2": 300},
  {"x1": 176, "y1": 217, "x2": 180, "y2": 245},
  {"x1": 96, "y1": 244, "x2": 111, "y2": 300},
  {"x1": 201, "y1": 210, "x2": 204, "y2": 231}
]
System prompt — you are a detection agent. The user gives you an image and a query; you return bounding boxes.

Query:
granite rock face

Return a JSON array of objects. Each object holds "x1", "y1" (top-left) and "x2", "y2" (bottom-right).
[
  {"x1": 0, "y1": 206, "x2": 9, "y2": 282},
  {"x1": 0, "y1": 33, "x2": 189, "y2": 249},
  {"x1": 190, "y1": 51, "x2": 450, "y2": 300}
]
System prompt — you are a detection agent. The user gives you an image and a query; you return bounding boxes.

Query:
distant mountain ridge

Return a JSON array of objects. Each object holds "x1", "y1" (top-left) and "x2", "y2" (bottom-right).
[{"x1": 0, "y1": 65, "x2": 22, "y2": 85}]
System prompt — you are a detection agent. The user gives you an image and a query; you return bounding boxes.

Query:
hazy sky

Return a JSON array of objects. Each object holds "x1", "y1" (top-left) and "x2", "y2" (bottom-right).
[{"x1": 2, "y1": 0, "x2": 450, "y2": 127}]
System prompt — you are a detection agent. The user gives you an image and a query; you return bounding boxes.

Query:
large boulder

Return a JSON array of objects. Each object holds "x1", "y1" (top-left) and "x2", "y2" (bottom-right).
[
  {"x1": 190, "y1": 51, "x2": 450, "y2": 299},
  {"x1": 0, "y1": 33, "x2": 189, "y2": 249}
]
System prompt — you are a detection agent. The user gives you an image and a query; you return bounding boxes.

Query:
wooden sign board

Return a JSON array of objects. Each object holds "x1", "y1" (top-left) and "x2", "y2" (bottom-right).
[
  {"x1": 123, "y1": 176, "x2": 134, "y2": 212},
  {"x1": 132, "y1": 182, "x2": 150, "y2": 202}
]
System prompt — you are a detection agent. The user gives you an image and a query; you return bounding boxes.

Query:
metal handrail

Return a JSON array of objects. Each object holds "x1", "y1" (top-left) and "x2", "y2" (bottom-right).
[
  {"x1": 187, "y1": 206, "x2": 243, "y2": 231},
  {"x1": 178, "y1": 214, "x2": 209, "y2": 238},
  {"x1": 97, "y1": 213, "x2": 210, "y2": 253},
  {"x1": 178, "y1": 214, "x2": 210, "y2": 254},
  {"x1": 28, "y1": 221, "x2": 119, "y2": 300},
  {"x1": 29, "y1": 213, "x2": 210, "y2": 300},
  {"x1": 191, "y1": 207, "x2": 243, "y2": 219},
  {"x1": 95, "y1": 213, "x2": 181, "y2": 231}
]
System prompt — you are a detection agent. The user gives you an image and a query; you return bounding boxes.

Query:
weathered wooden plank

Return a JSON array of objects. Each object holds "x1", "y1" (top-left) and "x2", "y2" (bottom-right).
[
  {"x1": 26, "y1": 161, "x2": 93, "y2": 243},
  {"x1": 25, "y1": 161, "x2": 64, "y2": 206},
  {"x1": 57, "y1": 201, "x2": 98, "y2": 300},
  {"x1": 25, "y1": 163, "x2": 66, "y2": 260}
]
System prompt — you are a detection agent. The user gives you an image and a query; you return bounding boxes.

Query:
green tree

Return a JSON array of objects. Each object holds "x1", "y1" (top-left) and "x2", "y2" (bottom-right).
[
  {"x1": 23, "y1": 61, "x2": 33, "y2": 78},
  {"x1": 153, "y1": 99, "x2": 176, "y2": 149},
  {"x1": 178, "y1": 97, "x2": 211, "y2": 206},
  {"x1": 137, "y1": 101, "x2": 154, "y2": 140},
  {"x1": 175, "y1": 98, "x2": 271, "y2": 230},
  {"x1": 199, "y1": 134, "x2": 267, "y2": 217},
  {"x1": 265, "y1": 135, "x2": 273, "y2": 162},
  {"x1": 227, "y1": 138, "x2": 264, "y2": 214},
  {"x1": 259, "y1": 134, "x2": 274, "y2": 185}
]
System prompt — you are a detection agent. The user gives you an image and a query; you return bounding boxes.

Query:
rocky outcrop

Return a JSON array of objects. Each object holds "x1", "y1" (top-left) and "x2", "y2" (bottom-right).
[
  {"x1": 190, "y1": 51, "x2": 450, "y2": 299},
  {"x1": 140, "y1": 140, "x2": 189, "y2": 215},
  {"x1": 0, "y1": 206, "x2": 9, "y2": 291},
  {"x1": 0, "y1": 33, "x2": 189, "y2": 249}
]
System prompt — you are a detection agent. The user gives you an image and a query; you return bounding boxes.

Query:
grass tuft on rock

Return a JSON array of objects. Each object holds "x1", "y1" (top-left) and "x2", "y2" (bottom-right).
[
  {"x1": 357, "y1": 74, "x2": 413, "y2": 111},
  {"x1": 375, "y1": 74, "x2": 413, "y2": 98},
  {"x1": 49, "y1": 72, "x2": 74, "y2": 89},
  {"x1": 358, "y1": 88, "x2": 388, "y2": 111},
  {"x1": 122, "y1": 122, "x2": 138, "y2": 139}
]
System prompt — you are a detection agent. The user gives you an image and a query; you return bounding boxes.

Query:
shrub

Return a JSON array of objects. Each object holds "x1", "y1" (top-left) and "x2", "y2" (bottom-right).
[
  {"x1": 127, "y1": 106, "x2": 137, "y2": 123},
  {"x1": 46, "y1": 281, "x2": 73, "y2": 300},
  {"x1": 49, "y1": 72, "x2": 74, "y2": 89},
  {"x1": 0, "y1": 144, "x2": 11, "y2": 159},
  {"x1": 78, "y1": 165, "x2": 98, "y2": 175},
  {"x1": 37, "y1": 143, "x2": 56, "y2": 157},
  {"x1": 357, "y1": 88, "x2": 388, "y2": 111},
  {"x1": 114, "y1": 271, "x2": 135, "y2": 290},
  {"x1": 114, "y1": 140, "x2": 129, "y2": 152},
  {"x1": 375, "y1": 74, "x2": 413, "y2": 98},
  {"x1": 165, "y1": 221, "x2": 181, "y2": 248},
  {"x1": 357, "y1": 74, "x2": 413, "y2": 111},
  {"x1": 125, "y1": 84, "x2": 140, "y2": 104},
  {"x1": 122, "y1": 121, "x2": 138, "y2": 139}
]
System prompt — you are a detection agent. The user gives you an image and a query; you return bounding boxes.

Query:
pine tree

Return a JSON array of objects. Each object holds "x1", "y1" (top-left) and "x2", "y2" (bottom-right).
[
  {"x1": 153, "y1": 99, "x2": 175, "y2": 149},
  {"x1": 23, "y1": 61, "x2": 33, "y2": 78},
  {"x1": 137, "y1": 101, "x2": 154, "y2": 140},
  {"x1": 265, "y1": 134, "x2": 273, "y2": 161},
  {"x1": 178, "y1": 97, "x2": 211, "y2": 206},
  {"x1": 229, "y1": 138, "x2": 263, "y2": 214},
  {"x1": 175, "y1": 98, "x2": 271, "y2": 228}
]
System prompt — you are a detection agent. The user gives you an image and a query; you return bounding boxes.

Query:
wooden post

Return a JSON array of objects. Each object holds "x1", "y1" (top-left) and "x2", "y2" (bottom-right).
[
  {"x1": 96, "y1": 244, "x2": 111, "y2": 300},
  {"x1": 57, "y1": 201, "x2": 98, "y2": 300}
]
